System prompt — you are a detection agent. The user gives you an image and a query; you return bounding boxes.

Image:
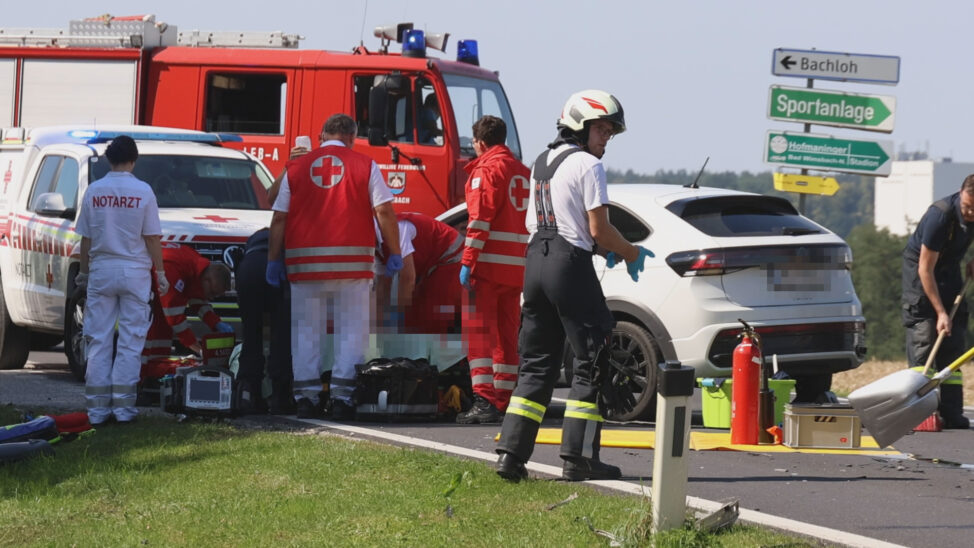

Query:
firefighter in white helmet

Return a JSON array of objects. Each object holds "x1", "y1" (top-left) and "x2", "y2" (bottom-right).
[
  {"x1": 495, "y1": 90, "x2": 654, "y2": 481},
  {"x1": 75, "y1": 136, "x2": 167, "y2": 425}
]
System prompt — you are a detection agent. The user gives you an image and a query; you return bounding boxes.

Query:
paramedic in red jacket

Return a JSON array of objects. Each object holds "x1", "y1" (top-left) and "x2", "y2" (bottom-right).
[
  {"x1": 141, "y1": 244, "x2": 233, "y2": 371},
  {"x1": 457, "y1": 115, "x2": 532, "y2": 424},
  {"x1": 267, "y1": 113, "x2": 401, "y2": 421},
  {"x1": 375, "y1": 212, "x2": 463, "y2": 334}
]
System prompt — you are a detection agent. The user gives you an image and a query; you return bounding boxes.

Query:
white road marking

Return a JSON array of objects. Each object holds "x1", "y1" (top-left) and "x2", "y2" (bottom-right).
[{"x1": 291, "y1": 416, "x2": 907, "y2": 548}]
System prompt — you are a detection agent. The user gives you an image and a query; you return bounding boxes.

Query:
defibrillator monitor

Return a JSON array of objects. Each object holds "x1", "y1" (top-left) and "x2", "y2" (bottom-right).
[{"x1": 183, "y1": 368, "x2": 234, "y2": 411}]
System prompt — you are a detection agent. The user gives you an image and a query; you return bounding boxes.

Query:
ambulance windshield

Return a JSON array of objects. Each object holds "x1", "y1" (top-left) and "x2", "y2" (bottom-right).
[
  {"x1": 444, "y1": 74, "x2": 521, "y2": 160},
  {"x1": 89, "y1": 154, "x2": 273, "y2": 210}
]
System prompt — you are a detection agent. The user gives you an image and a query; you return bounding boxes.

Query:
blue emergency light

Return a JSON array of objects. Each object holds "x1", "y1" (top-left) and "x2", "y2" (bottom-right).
[
  {"x1": 402, "y1": 29, "x2": 426, "y2": 58},
  {"x1": 457, "y1": 40, "x2": 479, "y2": 66},
  {"x1": 58, "y1": 130, "x2": 242, "y2": 145}
]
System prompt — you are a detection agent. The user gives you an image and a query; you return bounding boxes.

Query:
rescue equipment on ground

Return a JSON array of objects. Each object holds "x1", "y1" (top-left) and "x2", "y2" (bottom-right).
[
  {"x1": 160, "y1": 366, "x2": 239, "y2": 417},
  {"x1": 0, "y1": 416, "x2": 59, "y2": 444},
  {"x1": 201, "y1": 333, "x2": 236, "y2": 368},
  {"x1": 783, "y1": 403, "x2": 862, "y2": 449},
  {"x1": 730, "y1": 319, "x2": 761, "y2": 445},
  {"x1": 0, "y1": 439, "x2": 54, "y2": 464},
  {"x1": 355, "y1": 357, "x2": 438, "y2": 420}
]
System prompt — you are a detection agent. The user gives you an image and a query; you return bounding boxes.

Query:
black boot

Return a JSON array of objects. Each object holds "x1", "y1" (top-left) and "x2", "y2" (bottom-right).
[
  {"x1": 268, "y1": 380, "x2": 296, "y2": 415},
  {"x1": 456, "y1": 395, "x2": 503, "y2": 424},
  {"x1": 939, "y1": 385, "x2": 968, "y2": 429},
  {"x1": 237, "y1": 381, "x2": 267, "y2": 415},
  {"x1": 496, "y1": 452, "x2": 528, "y2": 482},
  {"x1": 562, "y1": 457, "x2": 621, "y2": 481}
]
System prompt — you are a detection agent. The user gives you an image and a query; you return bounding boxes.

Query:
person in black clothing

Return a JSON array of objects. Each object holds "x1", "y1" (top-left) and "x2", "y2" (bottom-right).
[
  {"x1": 495, "y1": 90, "x2": 653, "y2": 482},
  {"x1": 901, "y1": 176, "x2": 974, "y2": 429},
  {"x1": 235, "y1": 227, "x2": 294, "y2": 415}
]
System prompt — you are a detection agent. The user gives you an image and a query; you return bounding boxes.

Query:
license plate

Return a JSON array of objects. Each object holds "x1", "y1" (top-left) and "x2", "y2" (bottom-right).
[{"x1": 768, "y1": 267, "x2": 829, "y2": 292}]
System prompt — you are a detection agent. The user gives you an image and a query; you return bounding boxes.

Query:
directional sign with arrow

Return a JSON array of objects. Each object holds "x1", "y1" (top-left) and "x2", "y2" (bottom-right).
[
  {"x1": 773, "y1": 173, "x2": 840, "y2": 196},
  {"x1": 764, "y1": 131, "x2": 893, "y2": 176},
  {"x1": 772, "y1": 48, "x2": 900, "y2": 85},
  {"x1": 768, "y1": 86, "x2": 896, "y2": 132}
]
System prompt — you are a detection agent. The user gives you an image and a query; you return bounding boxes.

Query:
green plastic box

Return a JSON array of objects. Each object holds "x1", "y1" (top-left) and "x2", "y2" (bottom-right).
[{"x1": 698, "y1": 378, "x2": 796, "y2": 429}]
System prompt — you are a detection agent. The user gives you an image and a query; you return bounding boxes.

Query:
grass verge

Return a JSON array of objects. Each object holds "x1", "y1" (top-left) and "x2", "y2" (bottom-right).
[{"x1": 0, "y1": 406, "x2": 822, "y2": 547}]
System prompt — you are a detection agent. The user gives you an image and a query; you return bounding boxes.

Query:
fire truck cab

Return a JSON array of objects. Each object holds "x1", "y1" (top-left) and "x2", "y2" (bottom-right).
[{"x1": 0, "y1": 15, "x2": 523, "y2": 217}]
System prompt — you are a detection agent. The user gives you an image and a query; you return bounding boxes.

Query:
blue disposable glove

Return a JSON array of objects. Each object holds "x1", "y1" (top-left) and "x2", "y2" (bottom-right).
[
  {"x1": 265, "y1": 259, "x2": 286, "y2": 288},
  {"x1": 215, "y1": 322, "x2": 234, "y2": 333},
  {"x1": 385, "y1": 254, "x2": 403, "y2": 277},
  {"x1": 459, "y1": 265, "x2": 472, "y2": 290},
  {"x1": 605, "y1": 252, "x2": 619, "y2": 269},
  {"x1": 625, "y1": 246, "x2": 655, "y2": 282}
]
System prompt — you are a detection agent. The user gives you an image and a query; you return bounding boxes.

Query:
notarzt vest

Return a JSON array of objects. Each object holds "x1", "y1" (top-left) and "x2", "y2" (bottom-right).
[{"x1": 284, "y1": 144, "x2": 375, "y2": 282}]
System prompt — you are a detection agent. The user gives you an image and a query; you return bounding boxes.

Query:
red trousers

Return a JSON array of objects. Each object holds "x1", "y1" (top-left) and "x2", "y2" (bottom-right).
[
  {"x1": 404, "y1": 262, "x2": 462, "y2": 334},
  {"x1": 462, "y1": 279, "x2": 521, "y2": 410}
]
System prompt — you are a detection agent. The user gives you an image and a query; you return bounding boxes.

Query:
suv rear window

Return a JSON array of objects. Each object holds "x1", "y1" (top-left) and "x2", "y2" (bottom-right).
[
  {"x1": 89, "y1": 154, "x2": 272, "y2": 209},
  {"x1": 666, "y1": 196, "x2": 822, "y2": 237}
]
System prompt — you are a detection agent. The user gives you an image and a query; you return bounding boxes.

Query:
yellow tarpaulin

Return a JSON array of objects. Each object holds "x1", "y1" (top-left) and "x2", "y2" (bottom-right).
[{"x1": 495, "y1": 428, "x2": 902, "y2": 456}]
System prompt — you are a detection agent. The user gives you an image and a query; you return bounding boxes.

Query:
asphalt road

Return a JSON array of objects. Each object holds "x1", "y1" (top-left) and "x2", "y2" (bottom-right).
[{"x1": 3, "y1": 348, "x2": 973, "y2": 548}]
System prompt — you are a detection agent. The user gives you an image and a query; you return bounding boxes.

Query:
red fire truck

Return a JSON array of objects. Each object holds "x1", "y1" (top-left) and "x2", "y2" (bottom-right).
[{"x1": 0, "y1": 15, "x2": 523, "y2": 217}]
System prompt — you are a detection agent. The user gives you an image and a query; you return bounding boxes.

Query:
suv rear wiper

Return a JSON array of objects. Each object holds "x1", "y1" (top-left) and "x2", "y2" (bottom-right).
[{"x1": 781, "y1": 227, "x2": 821, "y2": 236}]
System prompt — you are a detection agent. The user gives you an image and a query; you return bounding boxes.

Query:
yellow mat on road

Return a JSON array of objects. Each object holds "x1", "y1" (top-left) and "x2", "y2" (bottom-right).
[{"x1": 513, "y1": 428, "x2": 901, "y2": 456}]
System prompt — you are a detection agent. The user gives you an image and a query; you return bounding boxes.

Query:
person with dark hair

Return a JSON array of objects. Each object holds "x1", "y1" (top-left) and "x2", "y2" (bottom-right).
[
  {"x1": 901, "y1": 174, "x2": 974, "y2": 429},
  {"x1": 75, "y1": 136, "x2": 166, "y2": 425},
  {"x1": 267, "y1": 113, "x2": 401, "y2": 420},
  {"x1": 495, "y1": 90, "x2": 653, "y2": 481},
  {"x1": 418, "y1": 93, "x2": 442, "y2": 145},
  {"x1": 456, "y1": 115, "x2": 531, "y2": 424},
  {"x1": 141, "y1": 244, "x2": 234, "y2": 368}
]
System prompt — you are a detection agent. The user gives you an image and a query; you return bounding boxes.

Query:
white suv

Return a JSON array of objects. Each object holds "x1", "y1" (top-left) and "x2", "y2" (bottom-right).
[{"x1": 439, "y1": 183, "x2": 866, "y2": 420}]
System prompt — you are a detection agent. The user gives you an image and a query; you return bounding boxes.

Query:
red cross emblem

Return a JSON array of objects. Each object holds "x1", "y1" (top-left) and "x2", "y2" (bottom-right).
[
  {"x1": 508, "y1": 175, "x2": 530, "y2": 212},
  {"x1": 194, "y1": 215, "x2": 239, "y2": 223},
  {"x1": 311, "y1": 155, "x2": 344, "y2": 189}
]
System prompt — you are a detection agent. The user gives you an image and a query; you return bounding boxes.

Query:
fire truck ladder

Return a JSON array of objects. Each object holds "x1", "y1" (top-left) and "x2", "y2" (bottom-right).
[{"x1": 0, "y1": 15, "x2": 301, "y2": 49}]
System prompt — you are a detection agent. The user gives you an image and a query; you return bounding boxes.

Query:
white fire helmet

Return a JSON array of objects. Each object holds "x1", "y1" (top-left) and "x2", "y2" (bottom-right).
[{"x1": 557, "y1": 90, "x2": 626, "y2": 135}]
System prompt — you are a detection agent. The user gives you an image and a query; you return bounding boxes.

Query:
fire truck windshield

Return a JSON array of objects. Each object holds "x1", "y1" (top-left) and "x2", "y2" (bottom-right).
[
  {"x1": 88, "y1": 154, "x2": 274, "y2": 210},
  {"x1": 444, "y1": 74, "x2": 521, "y2": 160}
]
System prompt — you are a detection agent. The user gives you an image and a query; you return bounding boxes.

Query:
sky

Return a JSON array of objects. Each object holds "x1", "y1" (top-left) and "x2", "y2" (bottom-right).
[{"x1": 4, "y1": 1, "x2": 973, "y2": 175}]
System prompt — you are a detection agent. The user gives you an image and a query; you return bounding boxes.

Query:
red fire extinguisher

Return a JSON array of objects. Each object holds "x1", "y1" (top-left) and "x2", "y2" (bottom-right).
[{"x1": 731, "y1": 319, "x2": 761, "y2": 445}]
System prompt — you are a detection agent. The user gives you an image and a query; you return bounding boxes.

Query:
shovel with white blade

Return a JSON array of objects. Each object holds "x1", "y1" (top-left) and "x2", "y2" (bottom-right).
[{"x1": 849, "y1": 345, "x2": 974, "y2": 448}]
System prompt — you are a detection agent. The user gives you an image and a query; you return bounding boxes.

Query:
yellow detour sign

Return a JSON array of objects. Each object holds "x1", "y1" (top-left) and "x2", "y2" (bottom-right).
[{"x1": 773, "y1": 173, "x2": 840, "y2": 196}]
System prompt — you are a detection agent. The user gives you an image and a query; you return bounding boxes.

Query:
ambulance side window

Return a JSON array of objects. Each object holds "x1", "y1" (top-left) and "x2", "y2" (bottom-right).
[
  {"x1": 608, "y1": 204, "x2": 651, "y2": 242},
  {"x1": 27, "y1": 156, "x2": 61, "y2": 211},
  {"x1": 205, "y1": 73, "x2": 287, "y2": 134},
  {"x1": 52, "y1": 158, "x2": 80, "y2": 209}
]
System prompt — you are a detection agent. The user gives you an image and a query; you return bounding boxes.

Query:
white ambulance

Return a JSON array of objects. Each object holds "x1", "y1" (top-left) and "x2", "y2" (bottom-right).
[{"x1": 0, "y1": 126, "x2": 274, "y2": 379}]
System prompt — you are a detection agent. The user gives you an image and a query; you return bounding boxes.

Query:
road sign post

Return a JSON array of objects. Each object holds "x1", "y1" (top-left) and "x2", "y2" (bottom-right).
[
  {"x1": 772, "y1": 49, "x2": 900, "y2": 84},
  {"x1": 765, "y1": 132, "x2": 893, "y2": 176},
  {"x1": 768, "y1": 86, "x2": 895, "y2": 133}
]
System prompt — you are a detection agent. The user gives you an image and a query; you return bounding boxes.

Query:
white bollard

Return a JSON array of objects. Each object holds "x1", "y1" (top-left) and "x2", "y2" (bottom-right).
[{"x1": 652, "y1": 360, "x2": 694, "y2": 533}]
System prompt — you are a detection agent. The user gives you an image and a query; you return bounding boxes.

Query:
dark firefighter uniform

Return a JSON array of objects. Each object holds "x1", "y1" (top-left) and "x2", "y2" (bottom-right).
[
  {"x1": 496, "y1": 146, "x2": 616, "y2": 468},
  {"x1": 902, "y1": 193, "x2": 970, "y2": 428}
]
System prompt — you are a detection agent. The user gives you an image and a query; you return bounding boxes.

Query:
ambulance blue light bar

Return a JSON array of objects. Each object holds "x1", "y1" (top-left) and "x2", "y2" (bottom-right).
[
  {"x1": 457, "y1": 40, "x2": 479, "y2": 66},
  {"x1": 402, "y1": 29, "x2": 426, "y2": 58},
  {"x1": 75, "y1": 130, "x2": 243, "y2": 144}
]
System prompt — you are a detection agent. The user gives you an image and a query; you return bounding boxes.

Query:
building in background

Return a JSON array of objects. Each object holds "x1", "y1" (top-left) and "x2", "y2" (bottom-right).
[{"x1": 874, "y1": 159, "x2": 974, "y2": 235}]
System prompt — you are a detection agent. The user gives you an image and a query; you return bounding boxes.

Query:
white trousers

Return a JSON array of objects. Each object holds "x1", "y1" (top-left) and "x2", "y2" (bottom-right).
[
  {"x1": 83, "y1": 264, "x2": 151, "y2": 423},
  {"x1": 291, "y1": 279, "x2": 370, "y2": 404}
]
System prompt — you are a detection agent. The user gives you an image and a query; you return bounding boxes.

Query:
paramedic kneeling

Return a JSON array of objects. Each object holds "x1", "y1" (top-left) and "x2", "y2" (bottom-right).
[
  {"x1": 495, "y1": 90, "x2": 653, "y2": 481},
  {"x1": 75, "y1": 136, "x2": 166, "y2": 425}
]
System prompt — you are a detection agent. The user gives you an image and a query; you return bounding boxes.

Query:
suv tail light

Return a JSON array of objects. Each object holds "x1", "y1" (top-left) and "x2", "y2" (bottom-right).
[{"x1": 666, "y1": 244, "x2": 852, "y2": 277}]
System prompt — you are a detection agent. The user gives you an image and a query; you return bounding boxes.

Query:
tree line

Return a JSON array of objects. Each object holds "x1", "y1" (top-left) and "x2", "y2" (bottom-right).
[{"x1": 606, "y1": 168, "x2": 928, "y2": 361}]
